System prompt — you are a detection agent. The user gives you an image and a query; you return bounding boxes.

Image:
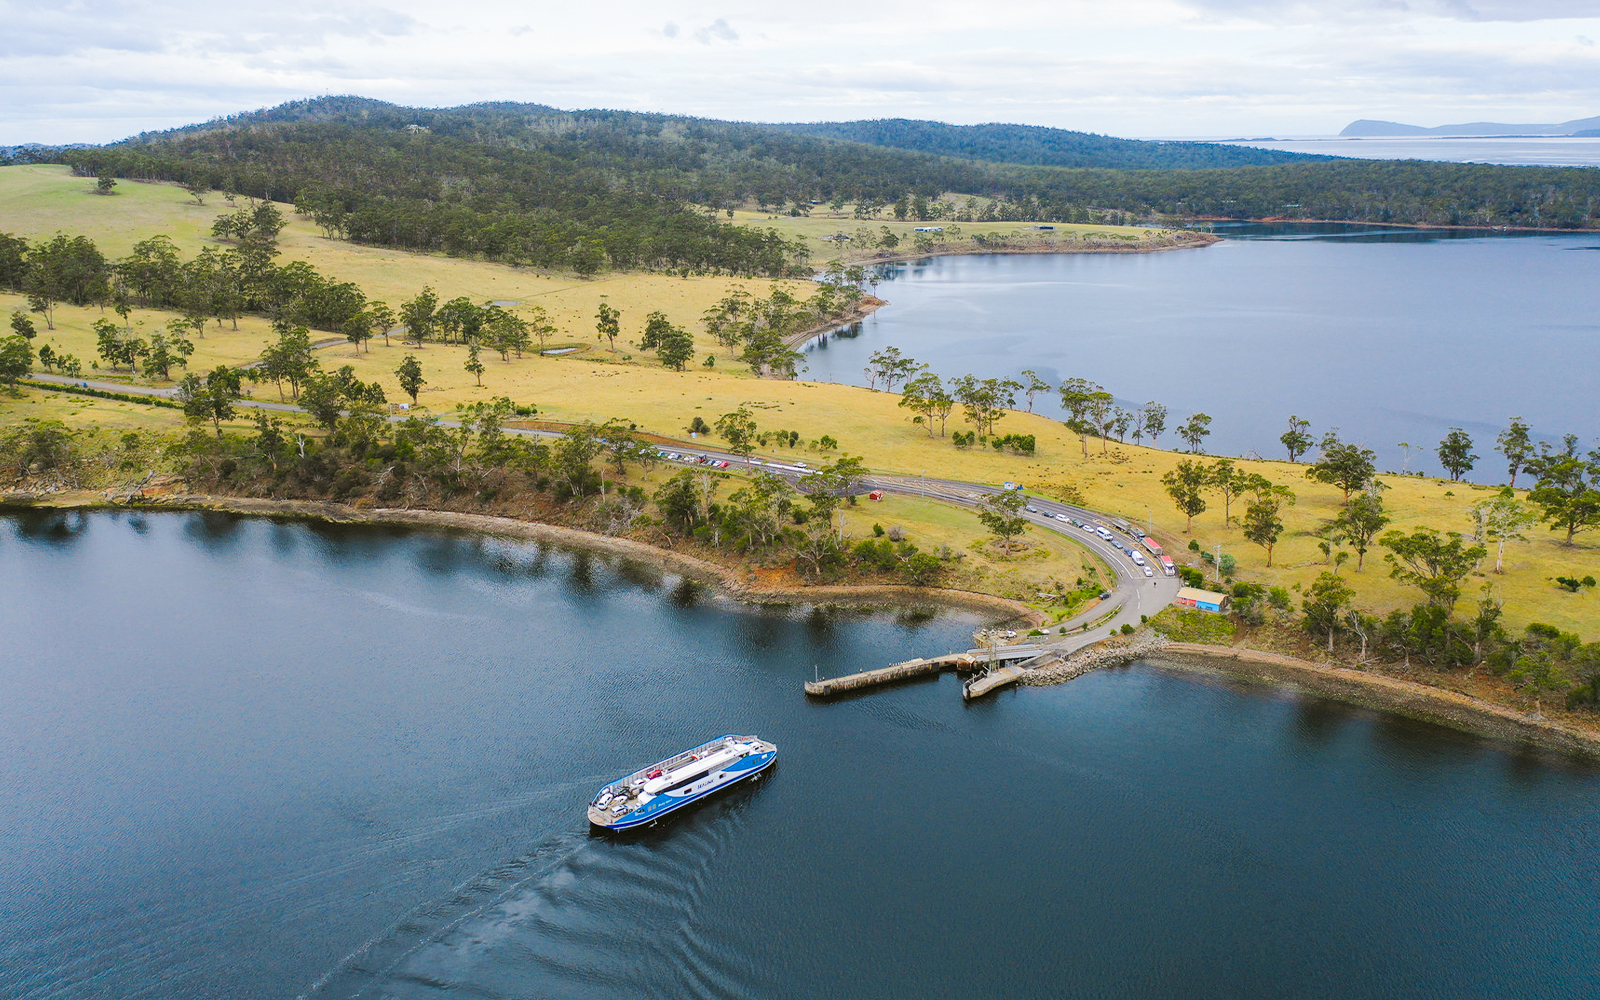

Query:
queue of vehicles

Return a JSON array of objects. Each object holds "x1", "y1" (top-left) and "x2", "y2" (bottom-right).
[
  {"x1": 647, "y1": 449, "x2": 1175, "y2": 580},
  {"x1": 1017, "y1": 493, "x2": 1175, "y2": 578}
]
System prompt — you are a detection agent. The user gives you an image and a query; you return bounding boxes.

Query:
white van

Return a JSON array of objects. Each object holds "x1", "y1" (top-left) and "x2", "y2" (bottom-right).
[
  {"x1": 1095, "y1": 526, "x2": 1114, "y2": 542},
  {"x1": 1131, "y1": 550, "x2": 1147, "y2": 566}
]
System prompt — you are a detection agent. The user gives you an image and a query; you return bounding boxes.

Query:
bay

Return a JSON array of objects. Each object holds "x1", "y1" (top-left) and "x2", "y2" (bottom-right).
[
  {"x1": 3, "y1": 512, "x2": 1598, "y2": 999},
  {"x1": 802, "y1": 229, "x2": 1600, "y2": 479}
]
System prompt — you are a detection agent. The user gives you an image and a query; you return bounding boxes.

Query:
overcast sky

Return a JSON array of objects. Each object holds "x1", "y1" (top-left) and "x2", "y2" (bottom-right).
[{"x1": 4, "y1": 0, "x2": 1599, "y2": 144}]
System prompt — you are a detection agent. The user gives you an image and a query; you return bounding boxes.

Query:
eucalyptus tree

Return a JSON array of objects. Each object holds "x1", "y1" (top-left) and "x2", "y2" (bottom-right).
[
  {"x1": 1468, "y1": 487, "x2": 1537, "y2": 574},
  {"x1": 977, "y1": 490, "x2": 1029, "y2": 555},
  {"x1": 1526, "y1": 434, "x2": 1600, "y2": 546},
  {"x1": 177, "y1": 366, "x2": 243, "y2": 437},
  {"x1": 1242, "y1": 482, "x2": 1296, "y2": 567},
  {"x1": 368, "y1": 301, "x2": 396, "y2": 348},
  {"x1": 899, "y1": 371, "x2": 954, "y2": 436},
  {"x1": 1087, "y1": 390, "x2": 1115, "y2": 453},
  {"x1": 715, "y1": 404, "x2": 759, "y2": 463},
  {"x1": 1019, "y1": 369, "x2": 1050, "y2": 412},
  {"x1": 1058, "y1": 377, "x2": 1101, "y2": 456},
  {"x1": 1162, "y1": 459, "x2": 1210, "y2": 533},
  {"x1": 1141, "y1": 402, "x2": 1167, "y2": 447},
  {"x1": 1307, "y1": 437, "x2": 1377, "y2": 502},
  {"x1": 399, "y1": 286, "x2": 438, "y2": 345},
  {"x1": 1437, "y1": 428, "x2": 1478, "y2": 482},
  {"x1": 596, "y1": 301, "x2": 621, "y2": 352},
  {"x1": 1110, "y1": 407, "x2": 1133, "y2": 443},
  {"x1": 395, "y1": 354, "x2": 425, "y2": 404},
  {"x1": 1178, "y1": 412, "x2": 1212, "y2": 454},
  {"x1": 1332, "y1": 490, "x2": 1389, "y2": 571},
  {"x1": 1280, "y1": 415, "x2": 1313, "y2": 463},
  {"x1": 1380, "y1": 527, "x2": 1487, "y2": 610},
  {"x1": 1495, "y1": 417, "x2": 1533, "y2": 487}
]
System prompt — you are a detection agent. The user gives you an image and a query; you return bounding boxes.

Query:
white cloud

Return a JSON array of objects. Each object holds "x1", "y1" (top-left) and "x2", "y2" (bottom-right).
[
  {"x1": 692, "y1": 18, "x2": 738, "y2": 44},
  {"x1": 2, "y1": 0, "x2": 1599, "y2": 143}
]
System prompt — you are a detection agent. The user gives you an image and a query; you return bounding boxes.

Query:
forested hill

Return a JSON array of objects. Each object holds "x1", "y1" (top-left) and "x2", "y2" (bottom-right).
[
  {"x1": 772, "y1": 119, "x2": 1325, "y2": 169},
  {"x1": 51, "y1": 97, "x2": 1600, "y2": 277}
]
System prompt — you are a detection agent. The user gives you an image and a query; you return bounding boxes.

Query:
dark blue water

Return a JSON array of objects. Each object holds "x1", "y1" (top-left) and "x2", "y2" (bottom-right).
[
  {"x1": 803, "y1": 230, "x2": 1600, "y2": 479},
  {"x1": 3, "y1": 511, "x2": 1599, "y2": 999}
]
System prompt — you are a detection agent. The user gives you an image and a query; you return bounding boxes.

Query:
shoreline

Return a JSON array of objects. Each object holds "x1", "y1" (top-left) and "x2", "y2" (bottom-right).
[
  {"x1": 826, "y1": 231, "x2": 1218, "y2": 271},
  {"x1": 2, "y1": 492, "x2": 1046, "y2": 626},
  {"x1": 1186, "y1": 215, "x2": 1598, "y2": 235},
  {"x1": 1149, "y1": 642, "x2": 1600, "y2": 757},
  {"x1": 791, "y1": 232, "x2": 1216, "y2": 346},
  {"x1": 782, "y1": 295, "x2": 889, "y2": 348},
  {"x1": 7, "y1": 494, "x2": 1597, "y2": 756}
]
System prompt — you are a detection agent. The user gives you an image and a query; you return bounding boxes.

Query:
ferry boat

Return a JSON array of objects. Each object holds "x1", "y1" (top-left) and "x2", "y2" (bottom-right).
[{"x1": 588, "y1": 734, "x2": 777, "y2": 831}]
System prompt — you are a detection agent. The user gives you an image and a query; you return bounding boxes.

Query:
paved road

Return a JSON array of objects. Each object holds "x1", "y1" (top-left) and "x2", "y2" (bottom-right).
[
  {"x1": 26, "y1": 374, "x2": 1182, "y2": 636},
  {"x1": 625, "y1": 453, "x2": 1183, "y2": 641}
]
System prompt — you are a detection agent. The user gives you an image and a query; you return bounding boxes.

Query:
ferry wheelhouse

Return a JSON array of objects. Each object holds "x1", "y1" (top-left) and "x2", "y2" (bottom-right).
[{"x1": 588, "y1": 735, "x2": 777, "y2": 831}]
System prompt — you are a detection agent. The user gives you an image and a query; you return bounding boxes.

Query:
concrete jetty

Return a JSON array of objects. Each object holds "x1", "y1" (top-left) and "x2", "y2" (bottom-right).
[
  {"x1": 803, "y1": 653, "x2": 975, "y2": 697},
  {"x1": 963, "y1": 665, "x2": 1025, "y2": 700}
]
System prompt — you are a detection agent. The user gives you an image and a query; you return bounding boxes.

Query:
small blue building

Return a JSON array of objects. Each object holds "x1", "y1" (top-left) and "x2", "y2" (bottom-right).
[{"x1": 1175, "y1": 587, "x2": 1231, "y2": 613}]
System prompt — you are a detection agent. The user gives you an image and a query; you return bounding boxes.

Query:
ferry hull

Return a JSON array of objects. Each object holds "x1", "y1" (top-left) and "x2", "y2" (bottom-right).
[{"x1": 588, "y1": 735, "x2": 777, "y2": 831}]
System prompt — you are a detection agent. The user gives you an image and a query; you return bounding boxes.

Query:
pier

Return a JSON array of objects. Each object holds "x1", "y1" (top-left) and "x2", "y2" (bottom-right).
[
  {"x1": 803, "y1": 643, "x2": 1074, "y2": 698},
  {"x1": 803, "y1": 653, "x2": 976, "y2": 697},
  {"x1": 962, "y1": 665, "x2": 1024, "y2": 700}
]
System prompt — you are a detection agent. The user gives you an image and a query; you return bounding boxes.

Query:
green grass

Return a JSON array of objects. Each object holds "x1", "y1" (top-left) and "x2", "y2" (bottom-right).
[
  {"x1": 4, "y1": 164, "x2": 1595, "y2": 638},
  {"x1": 1149, "y1": 606, "x2": 1238, "y2": 643},
  {"x1": 728, "y1": 207, "x2": 1189, "y2": 265}
]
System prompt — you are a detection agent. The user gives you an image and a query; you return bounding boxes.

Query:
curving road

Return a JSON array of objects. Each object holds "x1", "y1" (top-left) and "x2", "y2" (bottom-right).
[{"x1": 26, "y1": 372, "x2": 1182, "y2": 640}]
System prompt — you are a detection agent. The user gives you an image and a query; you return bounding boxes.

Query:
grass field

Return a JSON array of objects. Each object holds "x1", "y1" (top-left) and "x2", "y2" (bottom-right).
[
  {"x1": 837, "y1": 493, "x2": 1113, "y2": 611},
  {"x1": 4, "y1": 164, "x2": 1593, "y2": 638},
  {"x1": 0, "y1": 165, "x2": 813, "y2": 369},
  {"x1": 728, "y1": 208, "x2": 1185, "y2": 265}
]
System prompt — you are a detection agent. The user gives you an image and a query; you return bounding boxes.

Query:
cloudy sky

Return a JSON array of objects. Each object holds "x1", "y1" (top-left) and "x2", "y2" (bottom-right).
[{"x1": 4, "y1": 0, "x2": 1599, "y2": 144}]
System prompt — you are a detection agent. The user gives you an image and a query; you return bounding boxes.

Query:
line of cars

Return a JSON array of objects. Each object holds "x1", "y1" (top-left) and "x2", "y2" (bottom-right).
[
  {"x1": 658, "y1": 450, "x2": 733, "y2": 469},
  {"x1": 1022, "y1": 500, "x2": 1175, "y2": 578}
]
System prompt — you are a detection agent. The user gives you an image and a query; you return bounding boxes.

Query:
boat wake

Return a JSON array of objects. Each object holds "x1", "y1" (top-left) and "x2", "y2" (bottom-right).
[{"x1": 307, "y1": 783, "x2": 771, "y2": 1000}]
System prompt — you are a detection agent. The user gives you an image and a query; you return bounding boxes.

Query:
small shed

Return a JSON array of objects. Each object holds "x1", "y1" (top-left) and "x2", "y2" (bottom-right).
[{"x1": 1175, "y1": 587, "x2": 1231, "y2": 613}]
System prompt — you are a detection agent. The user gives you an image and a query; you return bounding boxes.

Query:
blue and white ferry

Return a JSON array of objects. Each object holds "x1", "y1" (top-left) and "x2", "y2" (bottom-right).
[{"x1": 588, "y1": 734, "x2": 777, "y2": 831}]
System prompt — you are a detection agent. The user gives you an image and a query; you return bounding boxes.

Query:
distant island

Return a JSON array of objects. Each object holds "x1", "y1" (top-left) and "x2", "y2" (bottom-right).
[{"x1": 1342, "y1": 114, "x2": 1600, "y2": 138}]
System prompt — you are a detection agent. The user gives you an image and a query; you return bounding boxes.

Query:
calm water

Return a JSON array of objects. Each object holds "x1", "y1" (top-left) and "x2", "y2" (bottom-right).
[
  {"x1": 803, "y1": 229, "x2": 1600, "y2": 478},
  {"x1": 3, "y1": 511, "x2": 1600, "y2": 999},
  {"x1": 1209, "y1": 135, "x2": 1600, "y2": 168}
]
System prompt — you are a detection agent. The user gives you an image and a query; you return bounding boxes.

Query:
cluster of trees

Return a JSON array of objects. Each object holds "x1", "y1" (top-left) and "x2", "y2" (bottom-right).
[
  {"x1": 8, "y1": 392, "x2": 948, "y2": 588},
  {"x1": 699, "y1": 273, "x2": 867, "y2": 377},
  {"x1": 388, "y1": 285, "x2": 554, "y2": 360},
  {"x1": 3, "y1": 308, "x2": 79, "y2": 382},
  {"x1": 1160, "y1": 458, "x2": 1299, "y2": 563},
  {"x1": 65, "y1": 99, "x2": 811, "y2": 277},
  {"x1": 1282, "y1": 414, "x2": 1600, "y2": 548},
  {"x1": 1298, "y1": 558, "x2": 1600, "y2": 712},
  {"x1": 778, "y1": 119, "x2": 1325, "y2": 172},
  {"x1": 0, "y1": 224, "x2": 373, "y2": 342}
]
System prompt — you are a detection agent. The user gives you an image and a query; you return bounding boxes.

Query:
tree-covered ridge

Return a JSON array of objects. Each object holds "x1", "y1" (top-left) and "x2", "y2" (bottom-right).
[
  {"x1": 772, "y1": 119, "x2": 1329, "y2": 170},
  {"x1": 51, "y1": 99, "x2": 1600, "y2": 279}
]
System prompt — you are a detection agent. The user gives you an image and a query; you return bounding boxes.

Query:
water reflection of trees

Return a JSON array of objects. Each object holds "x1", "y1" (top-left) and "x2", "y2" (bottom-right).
[{"x1": 10, "y1": 509, "x2": 90, "y2": 546}]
